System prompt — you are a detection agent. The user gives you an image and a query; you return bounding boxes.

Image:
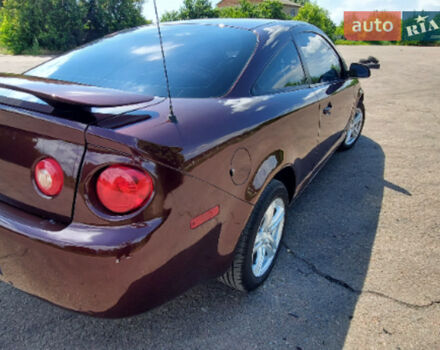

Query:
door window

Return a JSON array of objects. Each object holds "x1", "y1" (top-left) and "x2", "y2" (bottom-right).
[
  {"x1": 253, "y1": 42, "x2": 307, "y2": 95},
  {"x1": 296, "y1": 33, "x2": 342, "y2": 84}
]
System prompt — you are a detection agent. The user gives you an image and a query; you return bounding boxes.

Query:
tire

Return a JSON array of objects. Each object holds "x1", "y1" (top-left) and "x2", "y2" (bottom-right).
[
  {"x1": 219, "y1": 179, "x2": 288, "y2": 291},
  {"x1": 338, "y1": 102, "x2": 365, "y2": 151}
]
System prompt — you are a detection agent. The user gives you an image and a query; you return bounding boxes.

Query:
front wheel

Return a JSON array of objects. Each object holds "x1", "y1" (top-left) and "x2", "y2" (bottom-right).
[
  {"x1": 339, "y1": 103, "x2": 365, "y2": 151},
  {"x1": 219, "y1": 180, "x2": 288, "y2": 291}
]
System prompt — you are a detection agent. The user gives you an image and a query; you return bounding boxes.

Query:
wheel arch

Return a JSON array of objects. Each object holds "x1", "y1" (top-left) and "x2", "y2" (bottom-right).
[
  {"x1": 273, "y1": 165, "x2": 296, "y2": 203},
  {"x1": 245, "y1": 149, "x2": 297, "y2": 204}
]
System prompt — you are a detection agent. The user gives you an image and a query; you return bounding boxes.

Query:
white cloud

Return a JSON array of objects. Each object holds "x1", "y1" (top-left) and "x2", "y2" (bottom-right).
[
  {"x1": 221, "y1": 96, "x2": 271, "y2": 114},
  {"x1": 417, "y1": 0, "x2": 440, "y2": 10},
  {"x1": 131, "y1": 43, "x2": 183, "y2": 61},
  {"x1": 263, "y1": 25, "x2": 290, "y2": 48}
]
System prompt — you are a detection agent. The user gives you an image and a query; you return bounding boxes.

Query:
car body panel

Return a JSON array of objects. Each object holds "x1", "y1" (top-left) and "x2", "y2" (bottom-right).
[
  {"x1": 315, "y1": 81, "x2": 358, "y2": 158},
  {"x1": 0, "y1": 104, "x2": 86, "y2": 221},
  {"x1": 0, "y1": 171, "x2": 252, "y2": 317},
  {"x1": 0, "y1": 73, "x2": 154, "y2": 108}
]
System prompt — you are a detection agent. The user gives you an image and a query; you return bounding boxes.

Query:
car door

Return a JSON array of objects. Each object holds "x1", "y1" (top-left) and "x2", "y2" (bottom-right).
[
  {"x1": 294, "y1": 31, "x2": 356, "y2": 161},
  {"x1": 251, "y1": 41, "x2": 321, "y2": 186}
]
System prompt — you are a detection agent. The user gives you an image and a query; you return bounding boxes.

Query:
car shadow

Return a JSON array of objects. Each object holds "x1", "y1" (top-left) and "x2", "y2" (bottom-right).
[{"x1": 0, "y1": 136, "x2": 387, "y2": 350}]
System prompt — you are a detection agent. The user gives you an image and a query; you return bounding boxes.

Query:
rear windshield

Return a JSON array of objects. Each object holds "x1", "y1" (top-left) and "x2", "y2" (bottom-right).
[{"x1": 27, "y1": 24, "x2": 257, "y2": 98}]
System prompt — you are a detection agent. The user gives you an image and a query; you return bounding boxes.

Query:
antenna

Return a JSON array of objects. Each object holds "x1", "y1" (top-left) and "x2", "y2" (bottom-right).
[{"x1": 153, "y1": 0, "x2": 177, "y2": 123}]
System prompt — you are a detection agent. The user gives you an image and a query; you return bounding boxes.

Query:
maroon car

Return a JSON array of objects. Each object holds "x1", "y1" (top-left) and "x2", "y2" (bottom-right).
[{"x1": 0, "y1": 19, "x2": 369, "y2": 317}]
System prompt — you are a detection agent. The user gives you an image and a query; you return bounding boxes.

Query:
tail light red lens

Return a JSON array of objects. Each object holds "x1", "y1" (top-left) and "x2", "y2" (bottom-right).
[
  {"x1": 96, "y1": 165, "x2": 154, "y2": 214},
  {"x1": 34, "y1": 158, "x2": 64, "y2": 197}
]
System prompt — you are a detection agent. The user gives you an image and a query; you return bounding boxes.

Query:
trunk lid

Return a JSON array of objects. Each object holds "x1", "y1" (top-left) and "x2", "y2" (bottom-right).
[{"x1": 0, "y1": 74, "x2": 154, "y2": 222}]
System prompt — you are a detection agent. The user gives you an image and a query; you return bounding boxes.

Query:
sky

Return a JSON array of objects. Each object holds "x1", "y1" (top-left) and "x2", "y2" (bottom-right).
[{"x1": 143, "y1": 0, "x2": 440, "y2": 24}]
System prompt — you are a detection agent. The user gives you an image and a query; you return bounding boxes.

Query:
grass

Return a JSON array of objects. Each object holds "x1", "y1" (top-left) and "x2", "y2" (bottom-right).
[
  {"x1": 0, "y1": 39, "x2": 59, "y2": 55},
  {"x1": 0, "y1": 44, "x2": 58, "y2": 56},
  {"x1": 21, "y1": 47, "x2": 59, "y2": 56},
  {"x1": 335, "y1": 39, "x2": 440, "y2": 46},
  {"x1": 0, "y1": 44, "x2": 11, "y2": 54},
  {"x1": 335, "y1": 40, "x2": 399, "y2": 46},
  {"x1": 335, "y1": 40, "x2": 371, "y2": 45}
]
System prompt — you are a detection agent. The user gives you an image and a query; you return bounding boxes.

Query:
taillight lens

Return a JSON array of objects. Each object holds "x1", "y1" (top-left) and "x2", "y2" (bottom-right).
[
  {"x1": 34, "y1": 158, "x2": 64, "y2": 197},
  {"x1": 96, "y1": 165, "x2": 154, "y2": 214}
]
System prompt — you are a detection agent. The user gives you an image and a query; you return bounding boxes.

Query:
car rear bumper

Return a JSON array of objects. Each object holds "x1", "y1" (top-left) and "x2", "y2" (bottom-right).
[{"x1": 0, "y1": 183, "x2": 252, "y2": 318}]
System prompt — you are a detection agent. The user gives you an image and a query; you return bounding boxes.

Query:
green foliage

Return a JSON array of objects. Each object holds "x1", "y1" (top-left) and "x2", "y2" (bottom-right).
[
  {"x1": 334, "y1": 20, "x2": 344, "y2": 39},
  {"x1": 218, "y1": 0, "x2": 288, "y2": 20},
  {"x1": 41, "y1": 0, "x2": 85, "y2": 52},
  {"x1": 179, "y1": 0, "x2": 218, "y2": 19},
  {"x1": 294, "y1": 2, "x2": 336, "y2": 39},
  {"x1": 334, "y1": 39, "x2": 370, "y2": 46},
  {"x1": 161, "y1": 10, "x2": 181, "y2": 22},
  {"x1": 217, "y1": 0, "x2": 258, "y2": 18},
  {"x1": 0, "y1": 0, "x2": 44, "y2": 54},
  {"x1": 252, "y1": 0, "x2": 289, "y2": 20},
  {"x1": 161, "y1": 0, "x2": 219, "y2": 21},
  {"x1": 161, "y1": 0, "x2": 289, "y2": 22},
  {"x1": 82, "y1": 0, "x2": 147, "y2": 42},
  {"x1": 0, "y1": 0, "x2": 148, "y2": 54}
]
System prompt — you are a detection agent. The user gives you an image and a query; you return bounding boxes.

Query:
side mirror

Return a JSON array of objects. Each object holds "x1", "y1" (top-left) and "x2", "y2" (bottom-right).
[{"x1": 349, "y1": 63, "x2": 371, "y2": 78}]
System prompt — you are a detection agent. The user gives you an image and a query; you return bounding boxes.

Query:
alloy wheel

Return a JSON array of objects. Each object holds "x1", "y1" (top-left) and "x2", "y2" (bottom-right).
[{"x1": 251, "y1": 197, "x2": 286, "y2": 277}]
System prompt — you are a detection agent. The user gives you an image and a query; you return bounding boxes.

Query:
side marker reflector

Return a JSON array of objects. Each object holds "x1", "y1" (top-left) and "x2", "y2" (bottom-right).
[{"x1": 190, "y1": 206, "x2": 220, "y2": 229}]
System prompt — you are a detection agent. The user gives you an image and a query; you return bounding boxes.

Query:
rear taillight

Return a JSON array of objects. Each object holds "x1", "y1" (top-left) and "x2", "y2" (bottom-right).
[
  {"x1": 34, "y1": 158, "x2": 64, "y2": 197},
  {"x1": 96, "y1": 165, "x2": 154, "y2": 214}
]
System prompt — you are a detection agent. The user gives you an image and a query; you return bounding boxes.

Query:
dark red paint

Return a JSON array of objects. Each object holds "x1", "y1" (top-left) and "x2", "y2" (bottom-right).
[
  {"x1": 0, "y1": 73, "x2": 153, "y2": 108},
  {"x1": 190, "y1": 206, "x2": 221, "y2": 230},
  {"x1": 0, "y1": 20, "x2": 365, "y2": 317}
]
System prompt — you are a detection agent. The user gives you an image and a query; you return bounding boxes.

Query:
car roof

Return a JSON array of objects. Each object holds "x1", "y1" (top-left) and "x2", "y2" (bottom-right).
[{"x1": 165, "y1": 18, "x2": 309, "y2": 31}]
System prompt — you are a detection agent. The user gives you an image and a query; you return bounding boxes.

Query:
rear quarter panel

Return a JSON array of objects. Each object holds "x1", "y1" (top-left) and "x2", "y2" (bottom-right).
[{"x1": 117, "y1": 26, "x2": 323, "y2": 206}]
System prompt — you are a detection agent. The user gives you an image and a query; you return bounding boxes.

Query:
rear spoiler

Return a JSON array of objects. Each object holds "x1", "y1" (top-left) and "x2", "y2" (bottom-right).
[{"x1": 0, "y1": 73, "x2": 153, "y2": 108}]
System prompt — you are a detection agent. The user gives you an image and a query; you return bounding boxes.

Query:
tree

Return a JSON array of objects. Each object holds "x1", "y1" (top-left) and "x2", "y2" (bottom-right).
[
  {"x1": 161, "y1": 0, "x2": 218, "y2": 21},
  {"x1": 161, "y1": 10, "x2": 180, "y2": 22},
  {"x1": 161, "y1": 0, "x2": 290, "y2": 22},
  {"x1": 39, "y1": 0, "x2": 85, "y2": 51},
  {"x1": 179, "y1": 0, "x2": 218, "y2": 19},
  {"x1": 255, "y1": 0, "x2": 289, "y2": 20},
  {"x1": 0, "y1": 0, "x2": 80, "y2": 53},
  {"x1": 81, "y1": 0, "x2": 147, "y2": 42},
  {"x1": 0, "y1": 0, "x2": 148, "y2": 54},
  {"x1": 218, "y1": 0, "x2": 289, "y2": 20},
  {"x1": 334, "y1": 20, "x2": 345, "y2": 40},
  {"x1": 294, "y1": 2, "x2": 336, "y2": 39},
  {"x1": 218, "y1": 0, "x2": 258, "y2": 18}
]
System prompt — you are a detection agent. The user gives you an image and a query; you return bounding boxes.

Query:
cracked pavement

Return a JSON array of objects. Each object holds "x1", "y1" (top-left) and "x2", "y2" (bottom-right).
[
  {"x1": 0, "y1": 45, "x2": 439, "y2": 349},
  {"x1": 283, "y1": 243, "x2": 440, "y2": 310}
]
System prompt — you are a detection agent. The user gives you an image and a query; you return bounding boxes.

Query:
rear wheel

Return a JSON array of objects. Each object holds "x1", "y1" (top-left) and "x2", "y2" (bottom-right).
[
  {"x1": 219, "y1": 180, "x2": 288, "y2": 291},
  {"x1": 339, "y1": 103, "x2": 365, "y2": 151}
]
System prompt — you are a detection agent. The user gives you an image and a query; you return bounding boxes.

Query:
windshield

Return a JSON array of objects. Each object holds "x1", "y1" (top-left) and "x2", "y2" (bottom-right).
[{"x1": 27, "y1": 24, "x2": 257, "y2": 98}]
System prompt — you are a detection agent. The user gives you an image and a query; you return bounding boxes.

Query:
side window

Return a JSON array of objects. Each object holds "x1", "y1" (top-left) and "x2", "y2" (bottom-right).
[
  {"x1": 296, "y1": 32, "x2": 342, "y2": 84},
  {"x1": 253, "y1": 42, "x2": 307, "y2": 95}
]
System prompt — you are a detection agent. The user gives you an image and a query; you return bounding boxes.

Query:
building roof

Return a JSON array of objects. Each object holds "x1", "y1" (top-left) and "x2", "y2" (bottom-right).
[{"x1": 277, "y1": 0, "x2": 302, "y2": 7}]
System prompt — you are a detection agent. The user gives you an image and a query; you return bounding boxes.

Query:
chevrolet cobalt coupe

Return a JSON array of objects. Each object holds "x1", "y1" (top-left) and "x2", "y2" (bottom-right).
[{"x1": 0, "y1": 19, "x2": 369, "y2": 317}]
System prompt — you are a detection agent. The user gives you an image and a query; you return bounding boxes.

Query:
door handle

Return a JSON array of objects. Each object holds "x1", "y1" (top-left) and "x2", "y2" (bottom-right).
[{"x1": 323, "y1": 103, "x2": 332, "y2": 116}]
